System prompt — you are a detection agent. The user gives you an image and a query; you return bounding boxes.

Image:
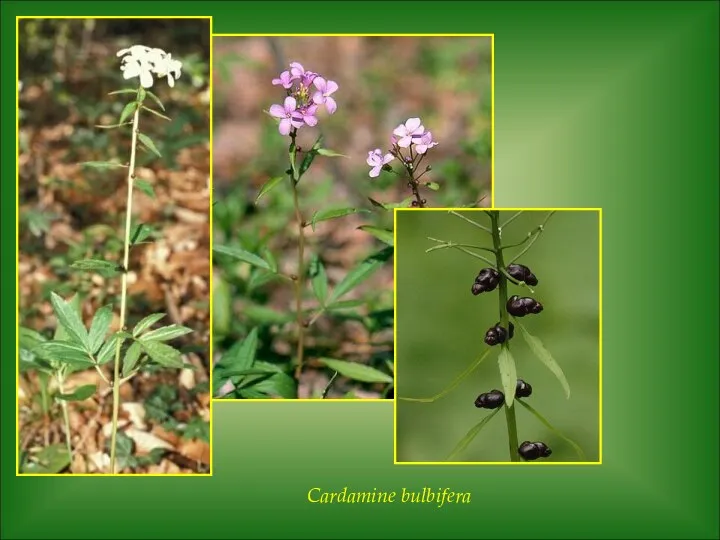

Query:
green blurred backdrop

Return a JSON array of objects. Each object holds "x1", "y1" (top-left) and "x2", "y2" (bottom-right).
[{"x1": 396, "y1": 210, "x2": 599, "y2": 462}]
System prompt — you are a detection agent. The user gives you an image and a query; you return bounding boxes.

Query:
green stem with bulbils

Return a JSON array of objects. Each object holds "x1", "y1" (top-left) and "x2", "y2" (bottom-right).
[
  {"x1": 109, "y1": 93, "x2": 141, "y2": 474},
  {"x1": 489, "y1": 211, "x2": 520, "y2": 462}
]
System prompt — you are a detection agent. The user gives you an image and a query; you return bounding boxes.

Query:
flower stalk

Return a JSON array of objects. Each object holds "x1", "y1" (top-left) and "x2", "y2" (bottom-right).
[
  {"x1": 488, "y1": 210, "x2": 520, "y2": 462},
  {"x1": 289, "y1": 131, "x2": 306, "y2": 380},
  {"x1": 109, "y1": 100, "x2": 141, "y2": 474}
]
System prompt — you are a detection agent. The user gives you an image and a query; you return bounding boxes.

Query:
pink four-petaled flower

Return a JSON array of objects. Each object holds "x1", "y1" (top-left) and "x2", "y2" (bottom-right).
[
  {"x1": 415, "y1": 131, "x2": 438, "y2": 154},
  {"x1": 393, "y1": 118, "x2": 425, "y2": 148},
  {"x1": 269, "y1": 96, "x2": 304, "y2": 135},
  {"x1": 312, "y1": 77, "x2": 339, "y2": 115},
  {"x1": 367, "y1": 149, "x2": 395, "y2": 178}
]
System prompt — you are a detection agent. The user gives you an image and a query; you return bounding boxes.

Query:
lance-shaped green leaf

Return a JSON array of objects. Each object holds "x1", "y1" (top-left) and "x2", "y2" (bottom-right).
[
  {"x1": 49, "y1": 292, "x2": 89, "y2": 350},
  {"x1": 255, "y1": 176, "x2": 285, "y2": 204},
  {"x1": 213, "y1": 245, "x2": 271, "y2": 270},
  {"x1": 213, "y1": 328, "x2": 259, "y2": 396},
  {"x1": 20, "y1": 443, "x2": 70, "y2": 474},
  {"x1": 132, "y1": 313, "x2": 166, "y2": 337},
  {"x1": 56, "y1": 384, "x2": 96, "y2": 402},
  {"x1": 137, "y1": 132, "x2": 162, "y2": 157},
  {"x1": 516, "y1": 321, "x2": 571, "y2": 398},
  {"x1": 88, "y1": 305, "x2": 113, "y2": 354},
  {"x1": 80, "y1": 161, "x2": 127, "y2": 169},
  {"x1": 309, "y1": 255, "x2": 328, "y2": 307},
  {"x1": 367, "y1": 196, "x2": 415, "y2": 210},
  {"x1": 109, "y1": 89, "x2": 139, "y2": 96},
  {"x1": 122, "y1": 341, "x2": 143, "y2": 377},
  {"x1": 446, "y1": 408, "x2": 501, "y2": 461},
  {"x1": 130, "y1": 223, "x2": 154, "y2": 245},
  {"x1": 424, "y1": 182, "x2": 440, "y2": 191},
  {"x1": 35, "y1": 341, "x2": 93, "y2": 368},
  {"x1": 316, "y1": 148, "x2": 347, "y2": 158},
  {"x1": 516, "y1": 399, "x2": 586, "y2": 460},
  {"x1": 145, "y1": 89, "x2": 165, "y2": 111},
  {"x1": 357, "y1": 226, "x2": 393, "y2": 246},
  {"x1": 70, "y1": 259, "x2": 120, "y2": 276},
  {"x1": 96, "y1": 332, "x2": 127, "y2": 365},
  {"x1": 119, "y1": 101, "x2": 139, "y2": 124},
  {"x1": 328, "y1": 246, "x2": 393, "y2": 304},
  {"x1": 317, "y1": 358, "x2": 393, "y2": 384},
  {"x1": 141, "y1": 106, "x2": 171, "y2": 121},
  {"x1": 310, "y1": 208, "x2": 371, "y2": 231},
  {"x1": 95, "y1": 121, "x2": 133, "y2": 129},
  {"x1": 139, "y1": 324, "x2": 193, "y2": 342},
  {"x1": 140, "y1": 340, "x2": 184, "y2": 368},
  {"x1": 134, "y1": 180, "x2": 155, "y2": 199},
  {"x1": 498, "y1": 347, "x2": 518, "y2": 407}
]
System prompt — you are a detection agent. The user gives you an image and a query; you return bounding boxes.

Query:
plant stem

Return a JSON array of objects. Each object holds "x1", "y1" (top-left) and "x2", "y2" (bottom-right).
[
  {"x1": 109, "y1": 103, "x2": 141, "y2": 474},
  {"x1": 56, "y1": 370, "x2": 73, "y2": 464},
  {"x1": 489, "y1": 211, "x2": 520, "y2": 462},
  {"x1": 289, "y1": 135, "x2": 306, "y2": 382}
]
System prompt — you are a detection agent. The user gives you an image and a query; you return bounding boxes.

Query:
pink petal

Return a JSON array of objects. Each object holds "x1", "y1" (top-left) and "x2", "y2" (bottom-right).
[
  {"x1": 325, "y1": 80, "x2": 339, "y2": 94},
  {"x1": 369, "y1": 166, "x2": 381, "y2": 178},
  {"x1": 284, "y1": 96, "x2": 297, "y2": 112},
  {"x1": 324, "y1": 96, "x2": 337, "y2": 114},
  {"x1": 269, "y1": 104, "x2": 286, "y2": 118},
  {"x1": 312, "y1": 91, "x2": 325, "y2": 105},
  {"x1": 405, "y1": 117, "x2": 422, "y2": 132},
  {"x1": 393, "y1": 125, "x2": 407, "y2": 137},
  {"x1": 312, "y1": 76, "x2": 327, "y2": 91},
  {"x1": 397, "y1": 136, "x2": 412, "y2": 148},
  {"x1": 279, "y1": 118, "x2": 291, "y2": 135},
  {"x1": 382, "y1": 153, "x2": 394, "y2": 165},
  {"x1": 304, "y1": 115, "x2": 318, "y2": 127}
]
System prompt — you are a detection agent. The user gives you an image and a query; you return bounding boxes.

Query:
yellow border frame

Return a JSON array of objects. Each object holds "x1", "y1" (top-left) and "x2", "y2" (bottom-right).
[
  {"x1": 15, "y1": 15, "x2": 214, "y2": 477},
  {"x1": 391, "y1": 207, "x2": 603, "y2": 466},
  {"x1": 211, "y1": 32, "x2": 494, "y2": 403}
]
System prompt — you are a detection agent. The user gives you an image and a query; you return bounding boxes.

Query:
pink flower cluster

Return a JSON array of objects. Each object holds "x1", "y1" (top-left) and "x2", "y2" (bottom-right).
[
  {"x1": 269, "y1": 62, "x2": 338, "y2": 136},
  {"x1": 367, "y1": 117, "x2": 438, "y2": 178}
]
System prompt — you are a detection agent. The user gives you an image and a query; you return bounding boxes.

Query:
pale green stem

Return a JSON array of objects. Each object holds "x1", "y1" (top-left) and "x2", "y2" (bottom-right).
[
  {"x1": 109, "y1": 101, "x2": 141, "y2": 474},
  {"x1": 56, "y1": 369, "x2": 73, "y2": 465}
]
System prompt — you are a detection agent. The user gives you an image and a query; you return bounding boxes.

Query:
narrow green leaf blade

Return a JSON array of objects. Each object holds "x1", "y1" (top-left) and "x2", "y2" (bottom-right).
[
  {"x1": 309, "y1": 255, "x2": 328, "y2": 307},
  {"x1": 425, "y1": 181, "x2": 440, "y2": 191},
  {"x1": 139, "y1": 324, "x2": 193, "y2": 342},
  {"x1": 144, "y1": 89, "x2": 165, "y2": 111},
  {"x1": 498, "y1": 347, "x2": 517, "y2": 407},
  {"x1": 255, "y1": 176, "x2": 285, "y2": 204},
  {"x1": 516, "y1": 399, "x2": 586, "y2": 460},
  {"x1": 70, "y1": 259, "x2": 120, "y2": 276},
  {"x1": 317, "y1": 358, "x2": 393, "y2": 384},
  {"x1": 310, "y1": 208, "x2": 371, "y2": 231},
  {"x1": 130, "y1": 223, "x2": 153, "y2": 245},
  {"x1": 517, "y1": 321, "x2": 571, "y2": 398},
  {"x1": 119, "y1": 101, "x2": 138, "y2": 124},
  {"x1": 446, "y1": 408, "x2": 501, "y2": 461},
  {"x1": 217, "y1": 328, "x2": 259, "y2": 373},
  {"x1": 213, "y1": 245, "x2": 271, "y2": 270},
  {"x1": 49, "y1": 292, "x2": 89, "y2": 349},
  {"x1": 80, "y1": 161, "x2": 127, "y2": 169},
  {"x1": 88, "y1": 305, "x2": 113, "y2": 354},
  {"x1": 141, "y1": 105, "x2": 171, "y2": 121},
  {"x1": 135, "y1": 180, "x2": 155, "y2": 199},
  {"x1": 140, "y1": 340, "x2": 184, "y2": 368},
  {"x1": 316, "y1": 148, "x2": 348, "y2": 157},
  {"x1": 96, "y1": 332, "x2": 126, "y2": 365},
  {"x1": 357, "y1": 226, "x2": 393, "y2": 246},
  {"x1": 56, "y1": 384, "x2": 97, "y2": 402},
  {"x1": 132, "y1": 313, "x2": 166, "y2": 337},
  {"x1": 328, "y1": 246, "x2": 393, "y2": 304},
  {"x1": 399, "y1": 349, "x2": 491, "y2": 403},
  {"x1": 122, "y1": 341, "x2": 143, "y2": 377},
  {"x1": 137, "y1": 132, "x2": 162, "y2": 157},
  {"x1": 108, "y1": 89, "x2": 138, "y2": 96},
  {"x1": 35, "y1": 341, "x2": 93, "y2": 367}
]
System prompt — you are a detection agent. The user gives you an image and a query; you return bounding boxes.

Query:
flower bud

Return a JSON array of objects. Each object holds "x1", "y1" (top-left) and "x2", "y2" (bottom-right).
[
  {"x1": 474, "y1": 389, "x2": 505, "y2": 409},
  {"x1": 506, "y1": 263, "x2": 538, "y2": 286},
  {"x1": 515, "y1": 379, "x2": 532, "y2": 398},
  {"x1": 518, "y1": 441, "x2": 552, "y2": 461}
]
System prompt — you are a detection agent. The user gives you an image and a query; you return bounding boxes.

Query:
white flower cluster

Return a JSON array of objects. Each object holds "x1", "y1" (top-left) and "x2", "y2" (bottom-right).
[{"x1": 117, "y1": 45, "x2": 182, "y2": 89}]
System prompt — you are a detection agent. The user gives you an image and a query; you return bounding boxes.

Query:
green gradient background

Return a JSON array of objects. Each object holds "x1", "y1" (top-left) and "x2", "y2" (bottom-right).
[
  {"x1": 2, "y1": 1, "x2": 719, "y2": 539},
  {"x1": 395, "y1": 211, "x2": 599, "y2": 463}
]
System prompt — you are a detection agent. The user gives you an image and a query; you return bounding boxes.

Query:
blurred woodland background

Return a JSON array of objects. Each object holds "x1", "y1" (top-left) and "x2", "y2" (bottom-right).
[
  {"x1": 212, "y1": 36, "x2": 492, "y2": 398},
  {"x1": 18, "y1": 18, "x2": 211, "y2": 473}
]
